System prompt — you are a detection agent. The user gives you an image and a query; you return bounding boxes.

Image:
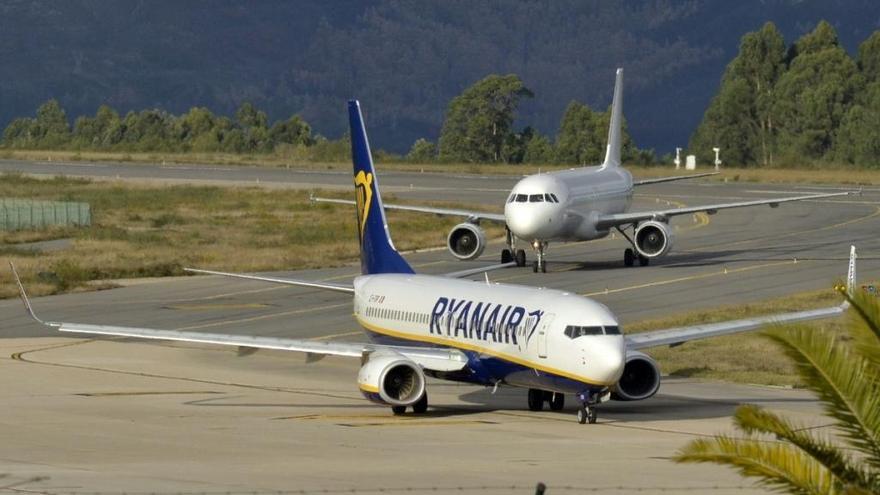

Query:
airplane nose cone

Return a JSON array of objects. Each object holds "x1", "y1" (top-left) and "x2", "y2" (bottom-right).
[
  {"x1": 505, "y1": 204, "x2": 560, "y2": 239},
  {"x1": 588, "y1": 336, "x2": 626, "y2": 385}
]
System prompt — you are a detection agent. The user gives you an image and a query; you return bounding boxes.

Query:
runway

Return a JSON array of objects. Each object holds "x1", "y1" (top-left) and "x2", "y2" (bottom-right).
[{"x1": 1, "y1": 161, "x2": 879, "y2": 493}]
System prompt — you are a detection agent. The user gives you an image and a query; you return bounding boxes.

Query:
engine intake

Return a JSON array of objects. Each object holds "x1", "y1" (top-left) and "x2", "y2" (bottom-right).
[
  {"x1": 634, "y1": 220, "x2": 674, "y2": 258},
  {"x1": 447, "y1": 223, "x2": 486, "y2": 260},
  {"x1": 357, "y1": 351, "x2": 426, "y2": 406},
  {"x1": 611, "y1": 351, "x2": 661, "y2": 401}
]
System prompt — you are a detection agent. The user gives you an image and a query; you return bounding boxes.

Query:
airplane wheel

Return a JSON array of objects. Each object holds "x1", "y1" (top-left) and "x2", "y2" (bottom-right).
[
  {"x1": 577, "y1": 406, "x2": 596, "y2": 424},
  {"x1": 638, "y1": 255, "x2": 650, "y2": 267},
  {"x1": 527, "y1": 389, "x2": 544, "y2": 411},
  {"x1": 624, "y1": 248, "x2": 635, "y2": 267},
  {"x1": 588, "y1": 407, "x2": 598, "y2": 424},
  {"x1": 412, "y1": 392, "x2": 428, "y2": 414},
  {"x1": 391, "y1": 405, "x2": 407, "y2": 415},
  {"x1": 549, "y1": 392, "x2": 565, "y2": 411},
  {"x1": 577, "y1": 406, "x2": 587, "y2": 424},
  {"x1": 501, "y1": 249, "x2": 513, "y2": 263},
  {"x1": 515, "y1": 249, "x2": 526, "y2": 267}
]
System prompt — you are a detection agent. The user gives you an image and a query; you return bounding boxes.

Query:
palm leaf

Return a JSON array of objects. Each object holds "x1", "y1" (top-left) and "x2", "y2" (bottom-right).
[
  {"x1": 765, "y1": 325, "x2": 880, "y2": 468},
  {"x1": 676, "y1": 436, "x2": 839, "y2": 494},
  {"x1": 839, "y1": 287, "x2": 880, "y2": 372},
  {"x1": 733, "y1": 404, "x2": 873, "y2": 488}
]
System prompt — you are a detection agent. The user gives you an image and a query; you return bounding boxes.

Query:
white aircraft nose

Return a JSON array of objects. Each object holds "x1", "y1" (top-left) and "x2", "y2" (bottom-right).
[
  {"x1": 587, "y1": 336, "x2": 626, "y2": 385},
  {"x1": 505, "y1": 203, "x2": 561, "y2": 239}
]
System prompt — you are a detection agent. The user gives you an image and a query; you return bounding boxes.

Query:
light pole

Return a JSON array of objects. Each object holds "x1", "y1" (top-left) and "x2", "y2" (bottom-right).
[{"x1": 674, "y1": 147, "x2": 681, "y2": 170}]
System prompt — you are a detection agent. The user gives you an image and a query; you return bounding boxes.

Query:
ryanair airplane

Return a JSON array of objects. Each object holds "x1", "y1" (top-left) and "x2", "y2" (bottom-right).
[
  {"x1": 13, "y1": 101, "x2": 856, "y2": 424},
  {"x1": 315, "y1": 69, "x2": 851, "y2": 273}
]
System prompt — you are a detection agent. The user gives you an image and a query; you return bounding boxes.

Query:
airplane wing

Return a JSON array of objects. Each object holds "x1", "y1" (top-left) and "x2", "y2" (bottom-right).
[
  {"x1": 596, "y1": 191, "x2": 851, "y2": 230},
  {"x1": 9, "y1": 264, "x2": 467, "y2": 372},
  {"x1": 312, "y1": 196, "x2": 506, "y2": 223},
  {"x1": 184, "y1": 268, "x2": 355, "y2": 293},
  {"x1": 632, "y1": 172, "x2": 718, "y2": 186},
  {"x1": 626, "y1": 245, "x2": 857, "y2": 350}
]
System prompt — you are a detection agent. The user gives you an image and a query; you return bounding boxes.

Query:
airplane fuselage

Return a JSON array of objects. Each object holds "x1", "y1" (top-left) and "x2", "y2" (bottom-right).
[
  {"x1": 505, "y1": 165, "x2": 634, "y2": 243},
  {"x1": 352, "y1": 274, "x2": 625, "y2": 395}
]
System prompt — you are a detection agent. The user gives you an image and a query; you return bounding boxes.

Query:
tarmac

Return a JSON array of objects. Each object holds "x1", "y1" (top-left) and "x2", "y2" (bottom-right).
[{"x1": 1, "y1": 160, "x2": 879, "y2": 493}]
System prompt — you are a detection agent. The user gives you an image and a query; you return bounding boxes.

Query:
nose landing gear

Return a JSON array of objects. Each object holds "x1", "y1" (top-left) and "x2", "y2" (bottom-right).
[
  {"x1": 532, "y1": 241, "x2": 547, "y2": 273},
  {"x1": 575, "y1": 390, "x2": 607, "y2": 424}
]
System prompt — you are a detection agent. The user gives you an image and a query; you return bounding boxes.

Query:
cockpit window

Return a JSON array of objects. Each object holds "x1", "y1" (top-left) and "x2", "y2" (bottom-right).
[
  {"x1": 564, "y1": 325, "x2": 620, "y2": 338},
  {"x1": 507, "y1": 194, "x2": 515, "y2": 203},
  {"x1": 515, "y1": 194, "x2": 528, "y2": 202},
  {"x1": 544, "y1": 193, "x2": 555, "y2": 203},
  {"x1": 550, "y1": 193, "x2": 559, "y2": 203},
  {"x1": 529, "y1": 194, "x2": 544, "y2": 203}
]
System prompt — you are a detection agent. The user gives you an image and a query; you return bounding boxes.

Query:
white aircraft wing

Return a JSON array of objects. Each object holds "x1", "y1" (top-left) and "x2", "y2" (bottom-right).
[
  {"x1": 312, "y1": 196, "x2": 506, "y2": 223},
  {"x1": 596, "y1": 191, "x2": 851, "y2": 230},
  {"x1": 9, "y1": 264, "x2": 466, "y2": 372},
  {"x1": 184, "y1": 268, "x2": 355, "y2": 293},
  {"x1": 632, "y1": 172, "x2": 719, "y2": 186},
  {"x1": 626, "y1": 245, "x2": 857, "y2": 350},
  {"x1": 625, "y1": 304, "x2": 847, "y2": 350}
]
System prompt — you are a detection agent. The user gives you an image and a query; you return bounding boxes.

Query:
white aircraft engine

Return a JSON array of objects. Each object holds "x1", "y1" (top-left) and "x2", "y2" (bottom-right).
[
  {"x1": 357, "y1": 351, "x2": 426, "y2": 406},
  {"x1": 447, "y1": 223, "x2": 487, "y2": 260},
  {"x1": 634, "y1": 220, "x2": 674, "y2": 258},
  {"x1": 611, "y1": 351, "x2": 661, "y2": 401}
]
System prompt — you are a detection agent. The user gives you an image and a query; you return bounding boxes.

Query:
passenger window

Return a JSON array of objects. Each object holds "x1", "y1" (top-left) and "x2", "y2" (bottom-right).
[
  {"x1": 529, "y1": 194, "x2": 544, "y2": 203},
  {"x1": 515, "y1": 194, "x2": 528, "y2": 202}
]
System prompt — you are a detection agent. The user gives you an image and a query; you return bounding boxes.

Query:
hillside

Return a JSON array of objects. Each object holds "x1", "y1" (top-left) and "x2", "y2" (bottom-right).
[{"x1": 1, "y1": 0, "x2": 878, "y2": 153}]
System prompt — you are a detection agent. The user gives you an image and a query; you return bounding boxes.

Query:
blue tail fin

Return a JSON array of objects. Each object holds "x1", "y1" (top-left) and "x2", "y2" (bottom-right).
[{"x1": 348, "y1": 100, "x2": 415, "y2": 275}]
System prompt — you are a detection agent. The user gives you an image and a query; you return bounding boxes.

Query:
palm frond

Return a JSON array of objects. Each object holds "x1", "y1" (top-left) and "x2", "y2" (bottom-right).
[
  {"x1": 676, "y1": 436, "x2": 840, "y2": 494},
  {"x1": 734, "y1": 404, "x2": 873, "y2": 487},
  {"x1": 765, "y1": 326, "x2": 880, "y2": 469},
  {"x1": 839, "y1": 288, "x2": 880, "y2": 372}
]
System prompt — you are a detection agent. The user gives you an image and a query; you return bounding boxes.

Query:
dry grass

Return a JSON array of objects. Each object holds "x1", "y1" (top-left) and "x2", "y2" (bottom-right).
[
  {"x1": 0, "y1": 174, "x2": 503, "y2": 298},
  {"x1": 6, "y1": 149, "x2": 880, "y2": 185},
  {"x1": 629, "y1": 287, "x2": 851, "y2": 386}
]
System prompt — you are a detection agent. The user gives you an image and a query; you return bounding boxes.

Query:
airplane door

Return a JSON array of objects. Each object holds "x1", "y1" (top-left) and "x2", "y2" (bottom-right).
[{"x1": 537, "y1": 313, "x2": 554, "y2": 359}]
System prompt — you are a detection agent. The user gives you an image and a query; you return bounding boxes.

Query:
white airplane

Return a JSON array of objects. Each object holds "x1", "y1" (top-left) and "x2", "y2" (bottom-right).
[
  {"x1": 12, "y1": 100, "x2": 857, "y2": 424},
  {"x1": 315, "y1": 68, "x2": 851, "y2": 273}
]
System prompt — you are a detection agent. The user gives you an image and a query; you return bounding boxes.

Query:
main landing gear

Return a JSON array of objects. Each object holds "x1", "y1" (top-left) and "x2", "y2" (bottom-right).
[
  {"x1": 501, "y1": 228, "x2": 527, "y2": 267},
  {"x1": 617, "y1": 226, "x2": 649, "y2": 267},
  {"x1": 391, "y1": 392, "x2": 428, "y2": 415},
  {"x1": 527, "y1": 389, "x2": 565, "y2": 411}
]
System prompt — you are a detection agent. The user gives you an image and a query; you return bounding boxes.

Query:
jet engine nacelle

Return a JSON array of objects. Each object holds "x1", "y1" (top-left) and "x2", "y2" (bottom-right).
[
  {"x1": 447, "y1": 223, "x2": 486, "y2": 260},
  {"x1": 634, "y1": 220, "x2": 674, "y2": 258},
  {"x1": 611, "y1": 351, "x2": 661, "y2": 401},
  {"x1": 357, "y1": 351, "x2": 426, "y2": 406}
]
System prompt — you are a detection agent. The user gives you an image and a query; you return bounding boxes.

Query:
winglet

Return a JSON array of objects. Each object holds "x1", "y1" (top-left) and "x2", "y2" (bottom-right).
[
  {"x1": 8, "y1": 262, "x2": 50, "y2": 326},
  {"x1": 602, "y1": 68, "x2": 624, "y2": 168},
  {"x1": 847, "y1": 245, "x2": 857, "y2": 297}
]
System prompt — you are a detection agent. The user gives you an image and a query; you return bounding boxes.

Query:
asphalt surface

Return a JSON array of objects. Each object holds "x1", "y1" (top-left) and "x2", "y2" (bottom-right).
[{"x1": 1, "y1": 160, "x2": 879, "y2": 493}]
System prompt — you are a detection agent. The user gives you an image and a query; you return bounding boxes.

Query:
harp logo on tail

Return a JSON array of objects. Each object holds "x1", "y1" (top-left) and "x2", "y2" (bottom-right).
[{"x1": 355, "y1": 170, "x2": 374, "y2": 243}]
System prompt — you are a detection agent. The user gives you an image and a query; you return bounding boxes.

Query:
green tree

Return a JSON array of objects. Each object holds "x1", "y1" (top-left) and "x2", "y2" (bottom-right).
[
  {"x1": 555, "y1": 101, "x2": 602, "y2": 165},
  {"x1": 773, "y1": 21, "x2": 861, "y2": 162},
  {"x1": 31, "y1": 99, "x2": 71, "y2": 148},
  {"x1": 690, "y1": 22, "x2": 785, "y2": 166},
  {"x1": 522, "y1": 133, "x2": 553, "y2": 164},
  {"x1": 438, "y1": 74, "x2": 533, "y2": 162},
  {"x1": 676, "y1": 287, "x2": 880, "y2": 494},
  {"x1": 2, "y1": 118, "x2": 36, "y2": 148},
  {"x1": 72, "y1": 105, "x2": 121, "y2": 149},
  {"x1": 235, "y1": 102, "x2": 268, "y2": 129},
  {"x1": 857, "y1": 32, "x2": 880, "y2": 84},
  {"x1": 834, "y1": 33, "x2": 880, "y2": 167},
  {"x1": 269, "y1": 115, "x2": 313, "y2": 148},
  {"x1": 406, "y1": 138, "x2": 436, "y2": 162}
]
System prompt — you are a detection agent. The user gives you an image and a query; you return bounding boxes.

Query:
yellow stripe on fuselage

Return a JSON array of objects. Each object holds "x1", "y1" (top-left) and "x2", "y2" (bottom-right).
[{"x1": 354, "y1": 317, "x2": 611, "y2": 387}]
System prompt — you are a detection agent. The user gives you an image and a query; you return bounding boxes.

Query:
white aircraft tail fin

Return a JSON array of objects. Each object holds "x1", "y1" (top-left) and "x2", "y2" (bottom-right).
[{"x1": 602, "y1": 68, "x2": 624, "y2": 168}]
